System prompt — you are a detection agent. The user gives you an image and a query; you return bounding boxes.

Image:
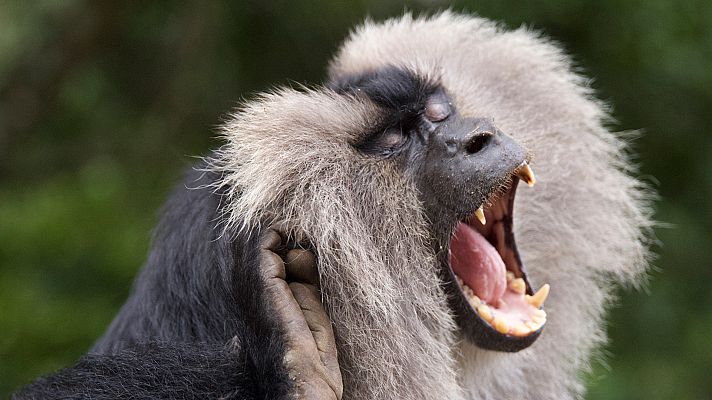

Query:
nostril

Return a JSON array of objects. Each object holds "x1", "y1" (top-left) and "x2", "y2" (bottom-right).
[{"x1": 465, "y1": 133, "x2": 491, "y2": 154}]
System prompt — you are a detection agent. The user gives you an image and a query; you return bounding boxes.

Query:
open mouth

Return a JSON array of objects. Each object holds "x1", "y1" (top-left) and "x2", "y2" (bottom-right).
[{"x1": 447, "y1": 162, "x2": 550, "y2": 351}]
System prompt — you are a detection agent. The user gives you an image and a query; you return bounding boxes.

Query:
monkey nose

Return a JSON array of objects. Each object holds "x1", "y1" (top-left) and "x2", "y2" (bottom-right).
[
  {"x1": 463, "y1": 117, "x2": 505, "y2": 152},
  {"x1": 440, "y1": 117, "x2": 500, "y2": 154}
]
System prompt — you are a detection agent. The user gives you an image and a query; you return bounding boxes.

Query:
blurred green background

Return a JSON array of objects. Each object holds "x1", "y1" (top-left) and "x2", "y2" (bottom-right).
[{"x1": 1, "y1": 1, "x2": 710, "y2": 398}]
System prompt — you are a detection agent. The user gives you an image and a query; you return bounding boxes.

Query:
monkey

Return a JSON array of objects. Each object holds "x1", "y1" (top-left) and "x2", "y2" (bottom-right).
[{"x1": 15, "y1": 12, "x2": 653, "y2": 400}]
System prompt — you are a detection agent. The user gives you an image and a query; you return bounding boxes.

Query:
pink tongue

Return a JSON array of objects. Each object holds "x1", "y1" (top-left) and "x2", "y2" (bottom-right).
[{"x1": 450, "y1": 222, "x2": 507, "y2": 304}]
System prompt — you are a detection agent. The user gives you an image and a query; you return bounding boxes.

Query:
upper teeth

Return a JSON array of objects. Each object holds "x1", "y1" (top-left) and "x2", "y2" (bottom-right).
[
  {"x1": 474, "y1": 206, "x2": 486, "y2": 225},
  {"x1": 515, "y1": 162, "x2": 536, "y2": 187}
]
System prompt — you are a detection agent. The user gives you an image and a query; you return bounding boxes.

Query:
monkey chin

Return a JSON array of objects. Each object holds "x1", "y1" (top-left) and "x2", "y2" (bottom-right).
[{"x1": 443, "y1": 170, "x2": 550, "y2": 352}]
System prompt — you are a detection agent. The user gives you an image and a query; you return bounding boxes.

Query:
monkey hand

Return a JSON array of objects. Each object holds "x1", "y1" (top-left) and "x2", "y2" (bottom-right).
[{"x1": 260, "y1": 229, "x2": 343, "y2": 400}]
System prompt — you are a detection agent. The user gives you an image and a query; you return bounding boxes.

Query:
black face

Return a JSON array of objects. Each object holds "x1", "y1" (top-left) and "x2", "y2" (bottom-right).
[{"x1": 330, "y1": 67, "x2": 548, "y2": 352}]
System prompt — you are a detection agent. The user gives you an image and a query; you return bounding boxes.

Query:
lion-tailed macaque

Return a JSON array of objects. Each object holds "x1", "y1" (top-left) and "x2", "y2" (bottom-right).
[{"x1": 16, "y1": 12, "x2": 652, "y2": 400}]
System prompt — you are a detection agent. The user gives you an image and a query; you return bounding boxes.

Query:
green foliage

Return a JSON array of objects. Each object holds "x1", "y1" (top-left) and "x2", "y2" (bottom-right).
[{"x1": 1, "y1": 1, "x2": 710, "y2": 398}]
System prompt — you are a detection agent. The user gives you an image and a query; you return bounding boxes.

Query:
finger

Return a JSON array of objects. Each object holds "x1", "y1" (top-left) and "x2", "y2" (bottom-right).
[
  {"x1": 267, "y1": 278, "x2": 320, "y2": 360},
  {"x1": 269, "y1": 221, "x2": 292, "y2": 244},
  {"x1": 260, "y1": 232, "x2": 311, "y2": 343},
  {"x1": 285, "y1": 249, "x2": 319, "y2": 285},
  {"x1": 260, "y1": 229, "x2": 312, "y2": 336},
  {"x1": 289, "y1": 282, "x2": 331, "y2": 348},
  {"x1": 289, "y1": 282, "x2": 342, "y2": 391},
  {"x1": 260, "y1": 245, "x2": 287, "y2": 281},
  {"x1": 259, "y1": 229, "x2": 282, "y2": 252}
]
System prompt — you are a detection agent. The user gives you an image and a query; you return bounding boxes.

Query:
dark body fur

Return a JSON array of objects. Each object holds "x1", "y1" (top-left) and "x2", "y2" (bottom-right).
[{"x1": 14, "y1": 168, "x2": 294, "y2": 399}]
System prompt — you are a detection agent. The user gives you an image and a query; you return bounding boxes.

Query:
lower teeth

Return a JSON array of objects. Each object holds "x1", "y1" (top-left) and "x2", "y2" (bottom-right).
[{"x1": 456, "y1": 276, "x2": 548, "y2": 337}]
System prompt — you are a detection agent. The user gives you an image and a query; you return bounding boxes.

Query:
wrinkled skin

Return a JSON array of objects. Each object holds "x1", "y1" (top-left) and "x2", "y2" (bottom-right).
[{"x1": 259, "y1": 229, "x2": 343, "y2": 400}]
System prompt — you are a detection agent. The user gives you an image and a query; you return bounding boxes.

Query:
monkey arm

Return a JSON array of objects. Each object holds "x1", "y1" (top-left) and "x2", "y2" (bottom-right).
[
  {"x1": 14, "y1": 228, "x2": 341, "y2": 400},
  {"x1": 12, "y1": 341, "x2": 288, "y2": 399},
  {"x1": 14, "y1": 200, "x2": 341, "y2": 400}
]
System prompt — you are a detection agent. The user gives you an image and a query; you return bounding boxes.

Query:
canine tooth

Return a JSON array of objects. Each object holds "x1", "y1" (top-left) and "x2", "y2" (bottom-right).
[
  {"x1": 532, "y1": 314, "x2": 547, "y2": 324},
  {"x1": 506, "y1": 271, "x2": 515, "y2": 282},
  {"x1": 526, "y1": 284, "x2": 550, "y2": 308},
  {"x1": 474, "y1": 206, "x2": 486, "y2": 225},
  {"x1": 476, "y1": 304, "x2": 493, "y2": 322},
  {"x1": 515, "y1": 162, "x2": 536, "y2": 187},
  {"x1": 532, "y1": 309, "x2": 547, "y2": 319},
  {"x1": 493, "y1": 317, "x2": 510, "y2": 334},
  {"x1": 509, "y1": 278, "x2": 526, "y2": 294}
]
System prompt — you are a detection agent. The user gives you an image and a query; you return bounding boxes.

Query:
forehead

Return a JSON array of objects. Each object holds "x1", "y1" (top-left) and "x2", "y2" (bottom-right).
[{"x1": 329, "y1": 66, "x2": 441, "y2": 113}]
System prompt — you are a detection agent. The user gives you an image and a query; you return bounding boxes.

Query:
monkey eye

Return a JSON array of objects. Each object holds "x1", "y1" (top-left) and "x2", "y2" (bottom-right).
[
  {"x1": 425, "y1": 94, "x2": 451, "y2": 122},
  {"x1": 380, "y1": 127, "x2": 408, "y2": 149},
  {"x1": 356, "y1": 125, "x2": 408, "y2": 157}
]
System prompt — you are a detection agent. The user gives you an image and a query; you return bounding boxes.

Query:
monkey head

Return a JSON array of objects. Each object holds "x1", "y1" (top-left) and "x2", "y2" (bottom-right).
[{"x1": 329, "y1": 66, "x2": 547, "y2": 352}]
